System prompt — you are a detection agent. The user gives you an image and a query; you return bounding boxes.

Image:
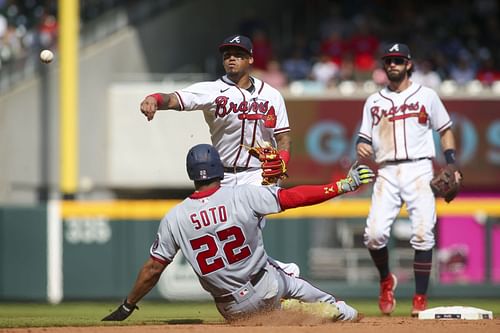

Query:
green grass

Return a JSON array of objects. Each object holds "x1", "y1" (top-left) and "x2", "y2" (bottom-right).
[{"x1": 0, "y1": 299, "x2": 498, "y2": 328}]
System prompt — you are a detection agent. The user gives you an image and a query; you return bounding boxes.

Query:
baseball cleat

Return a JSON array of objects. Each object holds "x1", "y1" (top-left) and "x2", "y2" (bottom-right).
[
  {"x1": 334, "y1": 301, "x2": 360, "y2": 321},
  {"x1": 281, "y1": 299, "x2": 344, "y2": 321},
  {"x1": 411, "y1": 294, "x2": 427, "y2": 317},
  {"x1": 280, "y1": 299, "x2": 359, "y2": 322},
  {"x1": 379, "y1": 273, "x2": 397, "y2": 315}
]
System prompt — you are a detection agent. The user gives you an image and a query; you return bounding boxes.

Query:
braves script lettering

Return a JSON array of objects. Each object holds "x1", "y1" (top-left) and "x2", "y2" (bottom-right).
[
  {"x1": 215, "y1": 96, "x2": 270, "y2": 118},
  {"x1": 371, "y1": 102, "x2": 427, "y2": 126}
]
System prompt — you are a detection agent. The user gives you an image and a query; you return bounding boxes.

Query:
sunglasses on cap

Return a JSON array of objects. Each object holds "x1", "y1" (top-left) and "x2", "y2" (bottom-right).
[{"x1": 384, "y1": 57, "x2": 407, "y2": 65}]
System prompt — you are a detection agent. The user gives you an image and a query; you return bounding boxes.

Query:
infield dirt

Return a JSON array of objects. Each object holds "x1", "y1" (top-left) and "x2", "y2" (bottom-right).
[{"x1": 0, "y1": 314, "x2": 498, "y2": 333}]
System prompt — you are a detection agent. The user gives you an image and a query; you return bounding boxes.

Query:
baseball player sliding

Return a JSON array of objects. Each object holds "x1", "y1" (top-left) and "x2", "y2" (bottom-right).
[
  {"x1": 356, "y1": 43, "x2": 463, "y2": 316},
  {"x1": 103, "y1": 144, "x2": 375, "y2": 322},
  {"x1": 140, "y1": 34, "x2": 296, "y2": 276}
]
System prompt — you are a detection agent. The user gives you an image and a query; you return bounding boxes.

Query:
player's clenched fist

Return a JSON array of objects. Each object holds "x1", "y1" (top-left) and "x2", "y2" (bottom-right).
[{"x1": 140, "y1": 95, "x2": 159, "y2": 121}]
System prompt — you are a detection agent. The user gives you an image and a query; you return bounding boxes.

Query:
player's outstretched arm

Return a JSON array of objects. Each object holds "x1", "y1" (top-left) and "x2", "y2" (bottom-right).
[
  {"x1": 102, "y1": 258, "x2": 167, "y2": 321},
  {"x1": 278, "y1": 162, "x2": 375, "y2": 210}
]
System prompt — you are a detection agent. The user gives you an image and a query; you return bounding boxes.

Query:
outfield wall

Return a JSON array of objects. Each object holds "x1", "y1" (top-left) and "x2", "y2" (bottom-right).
[{"x1": 1, "y1": 199, "x2": 499, "y2": 302}]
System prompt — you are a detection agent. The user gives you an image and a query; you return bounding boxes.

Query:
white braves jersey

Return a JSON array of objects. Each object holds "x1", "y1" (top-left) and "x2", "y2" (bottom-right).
[
  {"x1": 149, "y1": 184, "x2": 282, "y2": 296},
  {"x1": 358, "y1": 82, "x2": 452, "y2": 163},
  {"x1": 174, "y1": 75, "x2": 290, "y2": 168}
]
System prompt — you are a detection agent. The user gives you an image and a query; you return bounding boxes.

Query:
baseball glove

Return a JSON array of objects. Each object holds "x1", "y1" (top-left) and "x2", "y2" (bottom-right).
[
  {"x1": 248, "y1": 145, "x2": 288, "y2": 185},
  {"x1": 430, "y1": 164, "x2": 463, "y2": 203}
]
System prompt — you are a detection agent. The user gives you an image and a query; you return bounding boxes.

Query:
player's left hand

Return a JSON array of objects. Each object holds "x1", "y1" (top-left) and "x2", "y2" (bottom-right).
[
  {"x1": 102, "y1": 299, "x2": 138, "y2": 321},
  {"x1": 430, "y1": 164, "x2": 463, "y2": 203},
  {"x1": 336, "y1": 162, "x2": 375, "y2": 193},
  {"x1": 248, "y1": 144, "x2": 288, "y2": 185}
]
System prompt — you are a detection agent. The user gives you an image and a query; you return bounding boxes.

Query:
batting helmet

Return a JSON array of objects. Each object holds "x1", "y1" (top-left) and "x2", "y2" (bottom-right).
[{"x1": 186, "y1": 144, "x2": 224, "y2": 181}]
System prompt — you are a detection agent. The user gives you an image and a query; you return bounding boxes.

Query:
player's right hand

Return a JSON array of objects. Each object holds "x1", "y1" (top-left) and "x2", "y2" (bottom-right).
[
  {"x1": 140, "y1": 96, "x2": 158, "y2": 121},
  {"x1": 102, "y1": 299, "x2": 138, "y2": 321},
  {"x1": 356, "y1": 143, "x2": 374, "y2": 159}
]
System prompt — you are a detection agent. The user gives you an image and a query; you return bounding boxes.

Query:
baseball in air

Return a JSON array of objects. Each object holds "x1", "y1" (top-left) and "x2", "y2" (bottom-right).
[{"x1": 40, "y1": 49, "x2": 54, "y2": 63}]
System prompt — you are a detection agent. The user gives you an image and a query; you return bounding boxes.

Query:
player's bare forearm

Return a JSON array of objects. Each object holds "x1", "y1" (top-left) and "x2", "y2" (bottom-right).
[
  {"x1": 126, "y1": 258, "x2": 167, "y2": 304},
  {"x1": 439, "y1": 127, "x2": 462, "y2": 182},
  {"x1": 275, "y1": 132, "x2": 291, "y2": 152},
  {"x1": 275, "y1": 132, "x2": 291, "y2": 166},
  {"x1": 439, "y1": 128, "x2": 456, "y2": 151}
]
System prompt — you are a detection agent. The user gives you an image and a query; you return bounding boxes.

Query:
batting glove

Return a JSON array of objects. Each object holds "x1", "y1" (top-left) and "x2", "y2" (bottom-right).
[
  {"x1": 102, "y1": 298, "x2": 139, "y2": 321},
  {"x1": 336, "y1": 162, "x2": 375, "y2": 193}
]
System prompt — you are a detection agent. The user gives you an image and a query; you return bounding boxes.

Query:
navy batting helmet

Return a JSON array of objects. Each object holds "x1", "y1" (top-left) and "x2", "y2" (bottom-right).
[{"x1": 186, "y1": 144, "x2": 224, "y2": 181}]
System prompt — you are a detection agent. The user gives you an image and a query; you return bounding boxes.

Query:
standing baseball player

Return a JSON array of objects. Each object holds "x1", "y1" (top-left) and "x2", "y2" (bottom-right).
[
  {"x1": 140, "y1": 34, "x2": 291, "y2": 186},
  {"x1": 356, "y1": 43, "x2": 462, "y2": 316},
  {"x1": 140, "y1": 34, "x2": 296, "y2": 275},
  {"x1": 103, "y1": 144, "x2": 375, "y2": 322}
]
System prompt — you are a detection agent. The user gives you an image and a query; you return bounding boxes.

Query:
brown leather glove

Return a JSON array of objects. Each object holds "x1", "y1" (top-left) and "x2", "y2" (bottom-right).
[
  {"x1": 430, "y1": 164, "x2": 463, "y2": 203},
  {"x1": 248, "y1": 145, "x2": 288, "y2": 185}
]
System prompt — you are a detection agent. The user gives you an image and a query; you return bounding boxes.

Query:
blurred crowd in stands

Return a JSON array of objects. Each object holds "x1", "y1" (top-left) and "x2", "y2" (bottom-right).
[
  {"x1": 248, "y1": 0, "x2": 500, "y2": 90},
  {"x1": 0, "y1": 0, "x2": 138, "y2": 72},
  {"x1": 1, "y1": 0, "x2": 500, "y2": 91}
]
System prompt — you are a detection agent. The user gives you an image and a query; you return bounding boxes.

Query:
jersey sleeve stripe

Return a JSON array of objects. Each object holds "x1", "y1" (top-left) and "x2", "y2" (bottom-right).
[
  {"x1": 150, "y1": 254, "x2": 170, "y2": 265},
  {"x1": 436, "y1": 120, "x2": 452, "y2": 132},
  {"x1": 174, "y1": 91, "x2": 185, "y2": 110},
  {"x1": 274, "y1": 126, "x2": 291, "y2": 134},
  {"x1": 358, "y1": 132, "x2": 372, "y2": 141}
]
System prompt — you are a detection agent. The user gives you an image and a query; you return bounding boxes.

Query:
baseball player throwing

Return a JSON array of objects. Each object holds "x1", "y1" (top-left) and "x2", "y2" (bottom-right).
[
  {"x1": 103, "y1": 144, "x2": 375, "y2": 322},
  {"x1": 140, "y1": 34, "x2": 296, "y2": 276},
  {"x1": 140, "y1": 34, "x2": 291, "y2": 186},
  {"x1": 357, "y1": 43, "x2": 462, "y2": 316}
]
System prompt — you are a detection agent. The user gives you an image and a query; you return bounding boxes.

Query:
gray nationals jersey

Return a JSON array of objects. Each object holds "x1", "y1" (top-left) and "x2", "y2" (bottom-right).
[
  {"x1": 150, "y1": 184, "x2": 282, "y2": 297},
  {"x1": 173, "y1": 75, "x2": 290, "y2": 168}
]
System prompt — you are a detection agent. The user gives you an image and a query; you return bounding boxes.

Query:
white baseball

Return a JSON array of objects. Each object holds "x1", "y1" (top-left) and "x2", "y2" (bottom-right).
[{"x1": 40, "y1": 49, "x2": 54, "y2": 63}]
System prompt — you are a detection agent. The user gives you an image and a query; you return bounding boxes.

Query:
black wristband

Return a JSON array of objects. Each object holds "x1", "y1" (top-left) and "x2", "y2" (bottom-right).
[
  {"x1": 356, "y1": 136, "x2": 372, "y2": 145},
  {"x1": 444, "y1": 149, "x2": 456, "y2": 164},
  {"x1": 123, "y1": 298, "x2": 138, "y2": 312}
]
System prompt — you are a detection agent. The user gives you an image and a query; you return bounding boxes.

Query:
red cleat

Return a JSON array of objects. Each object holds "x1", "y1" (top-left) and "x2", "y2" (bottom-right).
[
  {"x1": 379, "y1": 273, "x2": 397, "y2": 315},
  {"x1": 411, "y1": 294, "x2": 427, "y2": 317}
]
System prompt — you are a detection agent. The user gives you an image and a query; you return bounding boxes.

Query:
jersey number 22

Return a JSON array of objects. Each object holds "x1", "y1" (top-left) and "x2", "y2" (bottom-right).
[{"x1": 190, "y1": 225, "x2": 251, "y2": 275}]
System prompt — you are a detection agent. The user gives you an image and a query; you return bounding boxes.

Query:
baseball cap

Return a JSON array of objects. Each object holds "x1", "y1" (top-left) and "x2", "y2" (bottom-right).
[
  {"x1": 218, "y1": 35, "x2": 253, "y2": 55},
  {"x1": 381, "y1": 43, "x2": 411, "y2": 59}
]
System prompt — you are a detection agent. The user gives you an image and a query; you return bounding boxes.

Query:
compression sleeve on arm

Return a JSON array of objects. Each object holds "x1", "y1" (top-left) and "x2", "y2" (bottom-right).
[{"x1": 278, "y1": 183, "x2": 341, "y2": 210}]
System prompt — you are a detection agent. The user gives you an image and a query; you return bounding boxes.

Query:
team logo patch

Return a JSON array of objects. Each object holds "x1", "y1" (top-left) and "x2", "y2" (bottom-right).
[
  {"x1": 229, "y1": 36, "x2": 241, "y2": 43},
  {"x1": 389, "y1": 44, "x2": 399, "y2": 52},
  {"x1": 239, "y1": 288, "x2": 249, "y2": 297}
]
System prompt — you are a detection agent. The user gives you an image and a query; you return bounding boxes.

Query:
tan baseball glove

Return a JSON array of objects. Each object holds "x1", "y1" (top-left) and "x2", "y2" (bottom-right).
[
  {"x1": 430, "y1": 164, "x2": 463, "y2": 203},
  {"x1": 248, "y1": 145, "x2": 288, "y2": 185}
]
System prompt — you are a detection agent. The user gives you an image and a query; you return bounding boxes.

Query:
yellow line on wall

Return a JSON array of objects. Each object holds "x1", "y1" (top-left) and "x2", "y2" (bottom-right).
[{"x1": 61, "y1": 198, "x2": 500, "y2": 220}]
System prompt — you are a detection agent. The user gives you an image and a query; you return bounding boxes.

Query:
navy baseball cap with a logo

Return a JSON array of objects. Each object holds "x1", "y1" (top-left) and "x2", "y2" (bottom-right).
[
  {"x1": 381, "y1": 43, "x2": 411, "y2": 59},
  {"x1": 218, "y1": 35, "x2": 253, "y2": 55}
]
